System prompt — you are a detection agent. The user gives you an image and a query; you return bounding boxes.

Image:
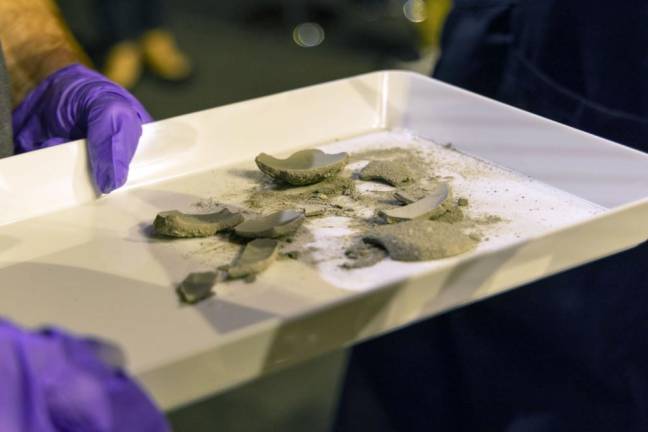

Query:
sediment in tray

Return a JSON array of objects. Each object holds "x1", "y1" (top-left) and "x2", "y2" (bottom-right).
[{"x1": 183, "y1": 145, "x2": 502, "y2": 277}]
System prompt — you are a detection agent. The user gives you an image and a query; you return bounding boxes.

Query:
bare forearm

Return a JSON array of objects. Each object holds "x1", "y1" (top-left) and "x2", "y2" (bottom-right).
[{"x1": 0, "y1": 0, "x2": 86, "y2": 106}]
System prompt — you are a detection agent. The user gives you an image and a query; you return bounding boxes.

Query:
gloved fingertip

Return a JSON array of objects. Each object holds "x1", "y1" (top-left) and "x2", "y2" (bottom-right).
[
  {"x1": 41, "y1": 137, "x2": 68, "y2": 148},
  {"x1": 138, "y1": 109, "x2": 154, "y2": 124},
  {"x1": 95, "y1": 161, "x2": 129, "y2": 194}
]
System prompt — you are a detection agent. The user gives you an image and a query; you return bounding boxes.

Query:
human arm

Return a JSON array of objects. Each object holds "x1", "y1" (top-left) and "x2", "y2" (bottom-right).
[{"x1": 0, "y1": 0, "x2": 152, "y2": 193}]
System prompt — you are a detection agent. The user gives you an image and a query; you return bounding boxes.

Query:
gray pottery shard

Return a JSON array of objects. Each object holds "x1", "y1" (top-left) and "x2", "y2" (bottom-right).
[
  {"x1": 255, "y1": 149, "x2": 349, "y2": 186},
  {"x1": 380, "y1": 183, "x2": 450, "y2": 223},
  {"x1": 235, "y1": 210, "x2": 305, "y2": 238},
  {"x1": 154, "y1": 209, "x2": 243, "y2": 238},
  {"x1": 393, "y1": 190, "x2": 420, "y2": 204},
  {"x1": 177, "y1": 272, "x2": 217, "y2": 304},
  {"x1": 228, "y1": 239, "x2": 279, "y2": 279}
]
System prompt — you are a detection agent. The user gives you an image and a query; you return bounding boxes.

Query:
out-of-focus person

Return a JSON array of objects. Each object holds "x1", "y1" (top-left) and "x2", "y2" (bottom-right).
[
  {"x1": 336, "y1": 1, "x2": 648, "y2": 431},
  {"x1": 94, "y1": 0, "x2": 192, "y2": 89}
]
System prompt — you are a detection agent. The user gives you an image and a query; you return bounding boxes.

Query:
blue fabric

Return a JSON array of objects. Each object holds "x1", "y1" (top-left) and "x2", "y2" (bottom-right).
[
  {"x1": 435, "y1": 0, "x2": 648, "y2": 151},
  {"x1": 336, "y1": 1, "x2": 648, "y2": 430}
]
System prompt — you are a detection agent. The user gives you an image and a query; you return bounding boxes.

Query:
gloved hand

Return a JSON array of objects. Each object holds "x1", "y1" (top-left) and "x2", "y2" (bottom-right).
[
  {"x1": 0, "y1": 320, "x2": 169, "y2": 432},
  {"x1": 12, "y1": 64, "x2": 152, "y2": 194}
]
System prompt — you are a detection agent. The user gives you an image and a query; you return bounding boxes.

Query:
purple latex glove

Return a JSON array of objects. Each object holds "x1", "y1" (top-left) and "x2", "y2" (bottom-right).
[
  {"x1": 0, "y1": 320, "x2": 169, "y2": 432},
  {"x1": 12, "y1": 64, "x2": 152, "y2": 194}
]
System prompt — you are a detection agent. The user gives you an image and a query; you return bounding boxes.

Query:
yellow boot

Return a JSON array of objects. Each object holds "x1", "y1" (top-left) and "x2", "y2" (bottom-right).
[
  {"x1": 140, "y1": 29, "x2": 192, "y2": 82},
  {"x1": 102, "y1": 41, "x2": 143, "y2": 90}
]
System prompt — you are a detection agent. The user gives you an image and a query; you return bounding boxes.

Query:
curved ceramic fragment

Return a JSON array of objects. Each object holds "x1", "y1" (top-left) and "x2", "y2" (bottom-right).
[
  {"x1": 234, "y1": 210, "x2": 305, "y2": 238},
  {"x1": 177, "y1": 272, "x2": 217, "y2": 304},
  {"x1": 380, "y1": 183, "x2": 450, "y2": 223},
  {"x1": 154, "y1": 209, "x2": 243, "y2": 238},
  {"x1": 393, "y1": 190, "x2": 419, "y2": 205},
  {"x1": 228, "y1": 239, "x2": 279, "y2": 279},
  {"x1": 393, "y1": 185, "x2": 433, "y2": 204},
  {"x1": 359, "y1": 160, "x2": 415, "y2": 186},
  {"x1": 255, "y1": 149, "x2": 349, "y2": 186},
  {"x1": 364, "y1": 220, "x2": 477, "y2": 261}
]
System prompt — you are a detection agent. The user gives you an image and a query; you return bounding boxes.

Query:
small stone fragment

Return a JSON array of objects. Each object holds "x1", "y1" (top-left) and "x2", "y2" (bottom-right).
[
  {"x1": 255, "y1": 149, "x2": 349, "y2": 186},
  {"x1": 154, "y1": 209, "x2": 243, "y2": 238},
  {"x1": 457, "y1": 197, "x2": 469, "y2": 207},
  {"x1": 300, "y1": 205, "x2": 326, "y2": 217},
  {"x1": 235, "y1": 210, "x2": 305, "y2": 239},
  {"x1": 283, "y1": 250, "x2": 300, "y2": 260},
  {"x1": 341, "y1": 242, "x2": 387, "y2": 269},
  {"x1": 228, "y1": 239, "x2": 279, "y2": 279},
  {"x1": 177, "y1": 272, "x2": 217, "y2": 304},
  {"x1": 359, "y1": 160, "x2": 416, "y2": 186},
  {"x1": 364, "y1": 220, "x2": 477, "y2": 261}
]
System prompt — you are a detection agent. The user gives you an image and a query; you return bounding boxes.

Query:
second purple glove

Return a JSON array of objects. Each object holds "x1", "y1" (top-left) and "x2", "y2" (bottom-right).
[
  {"x1": 0, "y1": 320, "x2": 169, "y2": 432},
  {"x1": 12, "y1": 64, "x2": 152, "y2": 194}
]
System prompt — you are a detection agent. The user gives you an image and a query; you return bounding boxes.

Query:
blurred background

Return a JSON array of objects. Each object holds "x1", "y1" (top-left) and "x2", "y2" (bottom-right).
[{"x1": 58, "y1": 0, "x2": 450, "y2": 120}]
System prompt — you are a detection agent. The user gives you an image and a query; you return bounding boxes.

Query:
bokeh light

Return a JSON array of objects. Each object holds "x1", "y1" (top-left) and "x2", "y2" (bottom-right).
[
  {"x1": 292, "y1": 22, "x2": 325, "y2": 48},
  {"x1": 403, "y1": 0, "x2": 427, "y2": 23}
]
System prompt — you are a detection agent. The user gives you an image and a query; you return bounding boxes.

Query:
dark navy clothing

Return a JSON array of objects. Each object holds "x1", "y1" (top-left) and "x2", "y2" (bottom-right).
[
  {"x1": 336, "y1": 1, "x2": 648, "y2": 430},
  {"x1": 94, "y1": 0, "x2": 164, "y2": 44},
  {"x1": 435, "y1": 0, "x2": 648, "y2": 151}
]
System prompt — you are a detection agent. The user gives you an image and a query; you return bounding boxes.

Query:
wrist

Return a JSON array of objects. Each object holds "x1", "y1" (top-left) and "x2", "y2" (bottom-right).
[{"x1": 11, "y1": 47, "x2": 80, "y2": 106}]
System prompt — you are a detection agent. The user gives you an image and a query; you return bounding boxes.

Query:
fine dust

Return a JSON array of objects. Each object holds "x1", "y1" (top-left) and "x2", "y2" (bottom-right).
[{"x1": 246, "y1": 176, "x2": 358, "y2": 217}]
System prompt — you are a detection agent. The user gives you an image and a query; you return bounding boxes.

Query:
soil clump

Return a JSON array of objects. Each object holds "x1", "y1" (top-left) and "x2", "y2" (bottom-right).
[{"x1": 364, "y1": 220, "x2": 477, "y2": 261}]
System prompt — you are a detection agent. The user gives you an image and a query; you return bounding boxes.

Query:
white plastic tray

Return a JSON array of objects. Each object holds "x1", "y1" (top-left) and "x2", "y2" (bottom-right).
[{"x1": 2, "y1": 71, "x2": 647, "y2": 410}]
